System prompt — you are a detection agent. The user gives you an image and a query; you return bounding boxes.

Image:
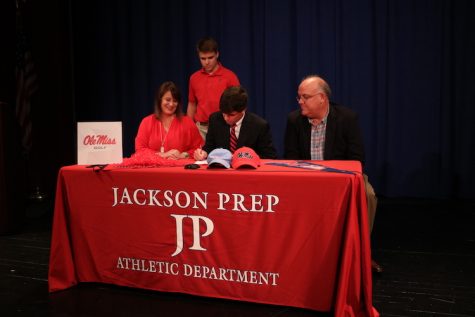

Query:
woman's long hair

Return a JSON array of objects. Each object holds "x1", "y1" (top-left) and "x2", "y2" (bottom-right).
[{"x1": 154, "y1": 81, "x2": 183, "y2": 119}]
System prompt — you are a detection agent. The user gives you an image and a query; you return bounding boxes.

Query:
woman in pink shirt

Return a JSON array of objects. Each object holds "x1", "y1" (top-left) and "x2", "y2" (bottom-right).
[{"x1": 135, "y1": 81, "x2": 203, "y2": 159}]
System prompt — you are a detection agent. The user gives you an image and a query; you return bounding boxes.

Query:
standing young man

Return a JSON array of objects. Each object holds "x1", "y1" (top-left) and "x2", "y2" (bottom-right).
[{"x1": 187, "y1": 37, "x2": 240, "y2": 139}]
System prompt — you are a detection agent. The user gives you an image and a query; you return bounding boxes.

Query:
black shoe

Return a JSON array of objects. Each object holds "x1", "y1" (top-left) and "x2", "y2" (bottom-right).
[{"x1": 371, "y1": 259, "x2": 383, "y2": 273}]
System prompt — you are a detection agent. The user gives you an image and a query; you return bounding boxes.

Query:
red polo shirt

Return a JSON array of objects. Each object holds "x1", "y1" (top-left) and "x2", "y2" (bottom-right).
[{"x1": 188, "y1": 63, "x2": 239, "y2": 123}]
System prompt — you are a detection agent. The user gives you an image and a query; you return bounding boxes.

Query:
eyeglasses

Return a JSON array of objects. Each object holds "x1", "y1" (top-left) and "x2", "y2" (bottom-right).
[{"x1": 296, "y1": 93, "x2": 320, "y2": 102}]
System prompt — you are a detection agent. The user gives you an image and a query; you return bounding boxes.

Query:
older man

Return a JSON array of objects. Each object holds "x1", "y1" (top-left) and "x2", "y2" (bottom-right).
[{"x1": 284, "y1": 74, "x2": 382, "y2": 273}]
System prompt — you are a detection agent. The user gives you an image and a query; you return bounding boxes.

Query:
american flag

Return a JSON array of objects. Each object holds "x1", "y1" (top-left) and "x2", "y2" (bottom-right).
[{"x1": 16, "y1": 3, "x2": 38, "y2": 153}]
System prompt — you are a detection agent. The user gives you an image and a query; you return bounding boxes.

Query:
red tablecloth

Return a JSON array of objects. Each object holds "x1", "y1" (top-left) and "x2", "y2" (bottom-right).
[{"x1": 48, "y1": 160, "x2": 378, "y2": 317}]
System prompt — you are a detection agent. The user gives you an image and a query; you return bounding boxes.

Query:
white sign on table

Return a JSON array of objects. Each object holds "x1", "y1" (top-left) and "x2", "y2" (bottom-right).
[{"x1": 77, "y1": 122, "x2": 123, "y2": 165}]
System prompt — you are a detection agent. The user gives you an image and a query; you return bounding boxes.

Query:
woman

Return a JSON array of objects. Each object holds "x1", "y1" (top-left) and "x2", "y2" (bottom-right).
[{"x1": 135, "y1": 81, "x2": 203, "y2": 159}]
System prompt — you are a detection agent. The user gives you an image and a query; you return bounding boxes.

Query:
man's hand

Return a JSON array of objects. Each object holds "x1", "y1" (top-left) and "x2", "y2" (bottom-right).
[{"x1": 193, "y1": 148, "x2": 208, "y2": 161}]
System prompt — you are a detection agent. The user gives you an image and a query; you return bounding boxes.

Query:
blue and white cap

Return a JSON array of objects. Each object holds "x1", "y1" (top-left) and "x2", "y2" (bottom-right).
[{"x1": 207, "y1": 148, "x2": 232, "y2": 169}]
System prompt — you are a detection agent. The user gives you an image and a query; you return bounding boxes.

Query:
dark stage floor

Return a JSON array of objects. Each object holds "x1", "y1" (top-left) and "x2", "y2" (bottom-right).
[{"x1": 1, "y1": 197, "x2": 474, "y2": 316}]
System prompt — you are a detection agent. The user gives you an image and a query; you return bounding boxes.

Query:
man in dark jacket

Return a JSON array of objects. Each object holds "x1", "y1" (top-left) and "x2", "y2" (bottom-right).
[
  {"x1": 194, "y1": 85, "x2": 277, "y2": 160},
  {"x1": 284, "y1": 74, "x2": 382, "y2": 273}
]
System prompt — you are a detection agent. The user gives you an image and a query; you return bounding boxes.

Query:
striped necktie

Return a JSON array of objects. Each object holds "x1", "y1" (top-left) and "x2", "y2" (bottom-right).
[{"x1": 230, "y1": 124, "x2": 237, "y2": 153}]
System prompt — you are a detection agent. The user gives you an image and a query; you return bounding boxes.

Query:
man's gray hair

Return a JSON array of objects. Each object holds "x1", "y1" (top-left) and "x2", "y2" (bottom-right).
[{"x1": 302, "y1": 74, "x2": 332, "y2": 99}]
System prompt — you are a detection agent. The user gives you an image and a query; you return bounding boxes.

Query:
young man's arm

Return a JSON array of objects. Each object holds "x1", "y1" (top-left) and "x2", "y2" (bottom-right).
[{"x1": 187, "y1": 101, "x2": 197, "y2": 121}]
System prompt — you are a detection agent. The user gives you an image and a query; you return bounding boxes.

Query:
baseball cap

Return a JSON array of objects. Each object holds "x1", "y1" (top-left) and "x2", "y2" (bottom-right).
[
  {"x1": 231, "y1": 147, "x2": 261, "y2": 169},
  {"x1": 207, "y1": 148, "x2": 232, "y2": 168}
]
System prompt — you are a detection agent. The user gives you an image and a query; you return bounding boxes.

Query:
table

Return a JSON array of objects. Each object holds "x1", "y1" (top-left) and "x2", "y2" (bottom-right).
[{"x1": 48, "y1": 160, "x2": 378, "y2": 316}]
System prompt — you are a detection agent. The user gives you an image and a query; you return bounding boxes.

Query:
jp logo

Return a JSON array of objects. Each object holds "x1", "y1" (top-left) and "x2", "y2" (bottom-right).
[{"x1": 170, "y1": 215, "x2": 214, "y2": 257}]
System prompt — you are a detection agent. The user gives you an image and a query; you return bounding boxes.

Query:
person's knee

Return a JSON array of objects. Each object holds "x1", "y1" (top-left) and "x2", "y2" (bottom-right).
[{"x1": 363, "y1": 174, "x2": 377, "y2": 232}]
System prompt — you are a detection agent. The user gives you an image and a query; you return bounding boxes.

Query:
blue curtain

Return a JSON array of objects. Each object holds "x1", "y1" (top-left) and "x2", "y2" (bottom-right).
[{"x1": 70, "y1": 0, "x2": 475, "y2": 199}]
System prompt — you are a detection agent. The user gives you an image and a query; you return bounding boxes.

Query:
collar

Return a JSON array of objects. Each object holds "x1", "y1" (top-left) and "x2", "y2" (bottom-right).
[
  {"x1": 308, "y1": 107, "x2": 329, "y2": 126},
  {"x1": 200, "y1": 62, "x2": 223, "y2": 76}
]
